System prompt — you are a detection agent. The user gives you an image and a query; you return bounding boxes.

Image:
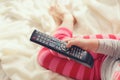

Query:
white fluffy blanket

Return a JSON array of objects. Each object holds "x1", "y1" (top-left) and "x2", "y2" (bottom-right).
[{"x1": 0, "y1": 0, "x2": 120, "y2": 80}]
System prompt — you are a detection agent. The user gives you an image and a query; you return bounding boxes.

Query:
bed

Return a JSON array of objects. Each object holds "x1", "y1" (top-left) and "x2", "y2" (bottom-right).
[{"x1": 0, "y1": 0, "x2": 120, "y2": 80}]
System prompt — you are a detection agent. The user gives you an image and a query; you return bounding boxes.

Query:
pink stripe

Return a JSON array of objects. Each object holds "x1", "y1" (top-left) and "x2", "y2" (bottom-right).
[
  {"x1": 38, "y1": 50, "x2": 50, "y2": 65},
  {"x1": 90, "y1": 67, "x2": 95, "y2": 80},
  {"x1": 102, "y1": 34, "x2": 110, "y2": 39},
  {"x1": 48, "y1": 57, "x2": 60, "y2": 72},
  {"x1": 62, "y1": 60, "x2": 74, "y2": 76},
  {"x1": 76, "y1": 65, "x2": 85, "y2": 79},
  {"x1": 113, "y1": 71, "x2": 120, "y2": 80}
]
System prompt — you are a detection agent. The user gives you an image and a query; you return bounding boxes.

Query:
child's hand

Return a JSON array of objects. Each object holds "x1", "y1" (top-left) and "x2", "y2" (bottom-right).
[
  {"x1": 63, "y1": 38, "x2": 99, "y2": 52},
  {"x1": 64, "y1": 38, "x2": 88, "y2": 50}
]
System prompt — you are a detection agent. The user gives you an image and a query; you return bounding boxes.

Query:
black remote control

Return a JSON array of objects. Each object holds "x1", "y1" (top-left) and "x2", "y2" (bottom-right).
[{"x1": 30, "y1": 30, "x2": 94, "y2": 68}]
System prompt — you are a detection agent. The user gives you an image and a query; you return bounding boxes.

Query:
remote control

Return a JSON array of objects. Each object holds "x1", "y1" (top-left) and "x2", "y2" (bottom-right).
[{"x1": 30, "y1": 30, "x2": 94, "y2": 68}]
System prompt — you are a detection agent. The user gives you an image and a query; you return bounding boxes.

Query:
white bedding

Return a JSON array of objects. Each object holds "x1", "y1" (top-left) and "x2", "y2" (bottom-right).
[{"x1": 0, "y1": 0, "x2": 120, "y2": 80}]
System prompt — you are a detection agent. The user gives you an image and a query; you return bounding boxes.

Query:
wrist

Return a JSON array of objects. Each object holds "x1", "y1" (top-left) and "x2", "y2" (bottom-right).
[
  {"x1": 78, "y1": 39, "x2": 99, "y2": 51},
  {"x1": 87, "y1": 39, "x2": 99, "y2": 51}
]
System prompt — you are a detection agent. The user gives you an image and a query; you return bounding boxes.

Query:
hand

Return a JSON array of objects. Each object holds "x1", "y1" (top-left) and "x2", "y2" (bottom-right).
[
  {"x1": 64, "y1": 38, "x2": 88, "y2": 50},
  {"x1": 63, "y1": 37, "x2": 99, "y2": 52}
]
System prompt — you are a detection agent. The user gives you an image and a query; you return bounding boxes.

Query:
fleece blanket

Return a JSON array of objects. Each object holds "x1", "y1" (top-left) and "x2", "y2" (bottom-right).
[{"x1": 0, "y1": 0, "x2": 120, "y2": 80}]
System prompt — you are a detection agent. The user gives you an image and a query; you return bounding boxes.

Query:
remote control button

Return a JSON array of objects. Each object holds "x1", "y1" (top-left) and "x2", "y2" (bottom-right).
[
  {"x1": 55, "y1": 45, "x2": 61, "y2": 51},
  {"x1": 39, "y1": 38, "x2": 43, "y2": 42},
  {"x1": 45, "y1": 41, "x2": 49, "y2": 45},
  {"x1": 32, "y1": 36, "x2": 37, "y2": 40},
  {"x1": 49, "y1": 43, "x2": 56, "y2": 48},
  {"x1": 79, "y1": 55, "x2": 83, "y2": 59},
  {"x1": 79, "y1": 51, "x2": 87, "y2": 59},
  {"x1": 38, "y1": 35, "x2": 40, "y2": 38},
  {"x1": 57, "y1": 43, "x2": 61, "y2": 47},
  {"x1": 42, "y1": 40, "x2": 46, "y2": 43},
  {"x1": 35, "y1": 31, "x2": 39, "y2": 34},
  {"x1": 60, "y1": 43, "x2": 68, "y2": 51},
  {"x1": 36, "y1": 38, "x2": 39, "y2": 41}
]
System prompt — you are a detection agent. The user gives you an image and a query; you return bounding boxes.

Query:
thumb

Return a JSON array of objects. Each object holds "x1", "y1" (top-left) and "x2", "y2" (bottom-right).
[{"x1": 66, "y1": 40, "x2": 78, "y2": 48}]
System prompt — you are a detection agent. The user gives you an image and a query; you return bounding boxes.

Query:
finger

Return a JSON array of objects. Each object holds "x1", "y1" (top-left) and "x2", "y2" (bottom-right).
[
  {"x1": 67, "y1": 57, "x2": 71, "y2": 60},
  {"x1": 66, "y1": 39, "x2": 79, "y2": 48},
  {"x1": 66, "y1": 40, "x2": 75, "y2": 48}
]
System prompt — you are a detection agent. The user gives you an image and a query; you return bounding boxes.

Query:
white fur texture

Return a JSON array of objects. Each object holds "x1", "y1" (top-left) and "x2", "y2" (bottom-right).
[{"x1": 0, "y1": 0, "x2": 120, "y2": 80}]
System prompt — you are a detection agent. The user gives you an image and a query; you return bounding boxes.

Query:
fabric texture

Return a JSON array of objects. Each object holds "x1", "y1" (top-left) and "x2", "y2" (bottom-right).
[
  {"x1": 96, "y1": 37, "x2": 120, "y2": 80},
  {"x1": 37, "y1": 27, "x2": 106, "y2": 80}
]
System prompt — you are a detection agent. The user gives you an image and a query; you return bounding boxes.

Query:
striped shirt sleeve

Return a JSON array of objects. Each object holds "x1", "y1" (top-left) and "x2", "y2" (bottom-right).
[{"x1": 96, "y1": 39, "x2": 120, "y2": 58}]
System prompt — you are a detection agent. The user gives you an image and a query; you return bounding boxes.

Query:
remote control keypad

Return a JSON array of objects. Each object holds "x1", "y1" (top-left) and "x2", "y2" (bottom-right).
[{"x1": 32, "y1": 30, "x2": 85, "y2": 59}]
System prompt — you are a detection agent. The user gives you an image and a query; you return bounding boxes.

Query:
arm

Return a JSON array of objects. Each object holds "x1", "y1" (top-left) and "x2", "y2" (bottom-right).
[
  {"x1": 96, "y1": 39, "x2": 120, "y2": 58},
  {"x1": 65, "y1": 38, "x2": 120, "y2": 58}
]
